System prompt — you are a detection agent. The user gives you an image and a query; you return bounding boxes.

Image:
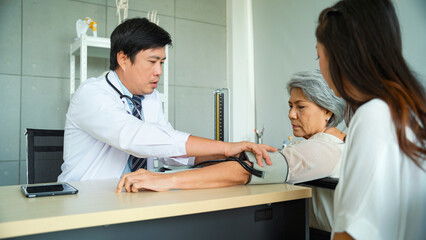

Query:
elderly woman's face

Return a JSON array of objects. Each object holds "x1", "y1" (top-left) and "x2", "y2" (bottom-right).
[{"x1": 288, "y1": 88, "x2": 332, "y2": 139}]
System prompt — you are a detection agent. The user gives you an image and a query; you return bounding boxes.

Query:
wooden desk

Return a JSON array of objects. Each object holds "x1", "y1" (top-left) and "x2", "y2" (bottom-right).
[{"x1": 0, "y1": 180, "x2": 311, "y2": 239}]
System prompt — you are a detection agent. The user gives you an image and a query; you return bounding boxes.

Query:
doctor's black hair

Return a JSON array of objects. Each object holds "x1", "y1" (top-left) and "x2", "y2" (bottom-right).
[{"x1": 109, "y1": 17, "x2": 172, "y2": 70}]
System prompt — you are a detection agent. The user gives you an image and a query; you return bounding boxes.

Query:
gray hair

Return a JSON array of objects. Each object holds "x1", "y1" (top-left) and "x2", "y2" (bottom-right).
[{"x1": 287, "y1": 69, "x2": 345, "y2": 127}]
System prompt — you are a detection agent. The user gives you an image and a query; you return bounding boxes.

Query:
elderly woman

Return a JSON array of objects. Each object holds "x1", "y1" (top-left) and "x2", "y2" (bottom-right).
[
  {"x1": 285, "y1": 69, "x2": 345, "y2": 184},
  {"x1": 116, "y1": 69, "x2": 345, "y2": 192},
  {"x1": 286, "y1": 70, "x2": 346, "y2": 233}
]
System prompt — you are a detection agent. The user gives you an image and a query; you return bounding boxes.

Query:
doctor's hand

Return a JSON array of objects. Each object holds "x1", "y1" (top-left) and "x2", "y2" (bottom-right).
[
  {"x1": 224, "y1": 142, "x2": 277, "y2": 167},
  {"x1": 116, "y1": 169, "x2": 171, "y2": 193}
]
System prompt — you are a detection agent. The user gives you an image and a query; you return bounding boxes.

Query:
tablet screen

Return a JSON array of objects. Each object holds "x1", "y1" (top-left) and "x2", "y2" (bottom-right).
[
  {"x1": 26, "y1": 184, "x2": 64, "y2": 193},
  {"x1": 21, "y1": 183, "x2": 78, "y2": 198}
]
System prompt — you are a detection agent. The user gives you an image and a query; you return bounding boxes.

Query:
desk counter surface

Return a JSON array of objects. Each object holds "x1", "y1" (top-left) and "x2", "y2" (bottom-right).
[{"x1": 0, "y1": 179, "x2": 311, "y2": 239}]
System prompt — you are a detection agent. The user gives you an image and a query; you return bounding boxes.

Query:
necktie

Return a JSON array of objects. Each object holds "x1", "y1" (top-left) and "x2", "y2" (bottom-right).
[{"x1": 128, "y1": 95, "x2": 147, "y2": 171}]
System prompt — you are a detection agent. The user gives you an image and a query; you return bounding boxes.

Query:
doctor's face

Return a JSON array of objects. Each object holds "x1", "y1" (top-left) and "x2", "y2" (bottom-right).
[
  {"x1": 120, "y1": 47, "x2": 166, "y2": 95},
  {"x1": 288, "y1": 88, "x2": 330, "y2": 139}
]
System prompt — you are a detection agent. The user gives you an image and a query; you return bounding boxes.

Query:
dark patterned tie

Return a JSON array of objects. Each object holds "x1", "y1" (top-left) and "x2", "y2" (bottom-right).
[{"x1": 129, "y1": 95, "x2": 147, "y2": 171}]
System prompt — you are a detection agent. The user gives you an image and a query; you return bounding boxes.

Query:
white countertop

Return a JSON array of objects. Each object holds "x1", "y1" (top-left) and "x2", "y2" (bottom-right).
[{"x1": 0, "y1": 179, "x2": 311, "y2": 239}]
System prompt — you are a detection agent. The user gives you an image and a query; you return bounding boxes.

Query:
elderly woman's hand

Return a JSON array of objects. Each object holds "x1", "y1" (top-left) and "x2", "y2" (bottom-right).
[{"x1": 224, "y1": 142, "x2": 277, "y2": 167}]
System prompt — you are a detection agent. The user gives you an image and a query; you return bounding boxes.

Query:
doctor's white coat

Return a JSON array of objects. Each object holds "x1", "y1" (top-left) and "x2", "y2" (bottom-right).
[{"x1": 58, "y1": 71, "x2": 192, "y2": 182}]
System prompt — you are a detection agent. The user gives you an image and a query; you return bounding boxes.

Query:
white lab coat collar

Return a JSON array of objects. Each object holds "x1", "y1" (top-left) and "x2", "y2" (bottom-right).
[
  {"x1": 106, "y1": 70, "x2": 132, "y2": 114},
  {"x1": 106, "y1": 70, "x2": 159, "y2": 123},
  {"x1": 106, "y1": 70, "x2": 124, "y2": 95}
]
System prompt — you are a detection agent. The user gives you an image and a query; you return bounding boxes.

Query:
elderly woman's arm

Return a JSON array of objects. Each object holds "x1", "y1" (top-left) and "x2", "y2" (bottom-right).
[
  {"x1": 283, "y1": 134, "x2": 343, "y2": 183},
  {"x1": 116, "y1": 161, "x2": 251, "y2": 192}
]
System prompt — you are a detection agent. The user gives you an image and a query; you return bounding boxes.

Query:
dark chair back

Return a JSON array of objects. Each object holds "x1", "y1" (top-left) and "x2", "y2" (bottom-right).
[{"x1": 26, "y1": 128, "x2": 64, "y2": 184}]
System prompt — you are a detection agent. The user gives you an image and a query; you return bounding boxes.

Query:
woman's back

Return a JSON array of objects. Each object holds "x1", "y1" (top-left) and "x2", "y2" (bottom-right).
[{"x1": 333, "y1": 99, "x2": 426, "y2": 239}]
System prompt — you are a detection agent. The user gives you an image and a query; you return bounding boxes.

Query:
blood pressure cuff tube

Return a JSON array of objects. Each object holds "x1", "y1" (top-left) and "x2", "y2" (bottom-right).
[{"x1": 244, "y1": 151, "x2": 289, "y2": 184}]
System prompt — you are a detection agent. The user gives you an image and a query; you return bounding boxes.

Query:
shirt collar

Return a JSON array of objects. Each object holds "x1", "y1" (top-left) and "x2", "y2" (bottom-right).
[{"x1": 113, "y1": 70, "x2": 133, "y2": 98}]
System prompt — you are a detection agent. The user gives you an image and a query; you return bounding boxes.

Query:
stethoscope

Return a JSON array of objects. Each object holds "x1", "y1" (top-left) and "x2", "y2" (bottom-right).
[{"x1": 105, "y1": 72, "x2": 143, "y2": 117}]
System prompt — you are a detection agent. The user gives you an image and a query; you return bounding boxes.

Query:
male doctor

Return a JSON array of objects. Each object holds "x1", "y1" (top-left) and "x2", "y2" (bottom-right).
[{"x1": 58, "y1": 18, "x2": 275, "y2": 182}]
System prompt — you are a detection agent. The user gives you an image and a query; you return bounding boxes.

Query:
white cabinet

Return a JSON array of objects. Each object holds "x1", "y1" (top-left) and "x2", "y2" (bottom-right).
[
  {"x1": 70, "y1": 34, "x2": 110, "y2": 95},
  {"x1": 69, "y1": 34, "x2": 169, "y2": 120}
]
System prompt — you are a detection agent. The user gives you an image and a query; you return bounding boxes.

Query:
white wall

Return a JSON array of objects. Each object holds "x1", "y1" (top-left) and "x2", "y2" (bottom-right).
[
  {"x1": 0, "y1": 0, "x2": 227, "y2": 186},
  {"x1": 251, "y1": 0, "x2": 337, "y2": 148},
  {"x1": 394, "y1": 0, "x2": 426, "y2": 85}
]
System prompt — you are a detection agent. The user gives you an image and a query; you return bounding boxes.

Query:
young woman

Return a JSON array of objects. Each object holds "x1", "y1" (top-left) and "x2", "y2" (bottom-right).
[{"x1": 315, "y1": 0, "x2": 426, "y2": 239}]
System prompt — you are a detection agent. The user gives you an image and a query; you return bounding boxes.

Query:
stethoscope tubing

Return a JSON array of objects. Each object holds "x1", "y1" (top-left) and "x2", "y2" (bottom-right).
[{"x1": 105, "y1": 72, "x2": 143, "y2": 117}]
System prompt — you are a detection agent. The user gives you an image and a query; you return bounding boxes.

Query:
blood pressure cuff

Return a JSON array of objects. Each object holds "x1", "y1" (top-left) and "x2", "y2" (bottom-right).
[{"x1": 243, "y1": 151, "x2": 289, "y2": 184}]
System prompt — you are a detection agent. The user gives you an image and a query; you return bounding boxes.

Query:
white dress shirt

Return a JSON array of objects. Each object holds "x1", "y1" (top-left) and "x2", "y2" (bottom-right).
[
  {"x1": 332, "y1": 99, "x2": 426, "y2": 239},
  {"x1": 58, "y1": 71, "x2": 194, "y2": 182}
]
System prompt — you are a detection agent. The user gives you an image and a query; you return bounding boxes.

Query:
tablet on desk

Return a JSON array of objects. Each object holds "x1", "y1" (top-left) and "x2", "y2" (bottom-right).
[{"x1": 21, "y1": 182, "x2": 78, "y2": 198}]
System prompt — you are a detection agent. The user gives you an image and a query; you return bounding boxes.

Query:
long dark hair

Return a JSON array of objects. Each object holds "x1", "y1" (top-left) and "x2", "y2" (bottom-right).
[{"x1": 316, "y1": 0, "x2": 425, "y2": 167}]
